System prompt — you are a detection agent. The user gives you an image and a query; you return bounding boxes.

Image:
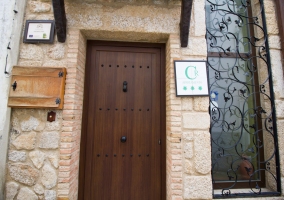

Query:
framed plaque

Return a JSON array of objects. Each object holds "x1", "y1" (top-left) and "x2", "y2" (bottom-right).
[
  {"x1": 174, "y1": 60, "x2": 209, "y2": 96},
  {"x1": 23, "y1": 20, "x2": 55, "y2": 43}
]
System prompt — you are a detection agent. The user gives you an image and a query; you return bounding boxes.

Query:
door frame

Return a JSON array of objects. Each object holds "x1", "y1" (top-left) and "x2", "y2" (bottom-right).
[{"x1": 78, "y1": 40, "x2": 166, "y2": 200}]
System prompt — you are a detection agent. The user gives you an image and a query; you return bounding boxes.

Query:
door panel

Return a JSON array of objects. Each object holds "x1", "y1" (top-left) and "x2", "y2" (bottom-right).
[{"x1": 80, "y1": 42, "x2": 164, "y2": 200}]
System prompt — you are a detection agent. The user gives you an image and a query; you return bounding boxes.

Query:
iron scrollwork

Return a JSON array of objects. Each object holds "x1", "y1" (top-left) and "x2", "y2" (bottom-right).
[{"x1": 206, "y1": 0, "x2": 280, "y2": 197}]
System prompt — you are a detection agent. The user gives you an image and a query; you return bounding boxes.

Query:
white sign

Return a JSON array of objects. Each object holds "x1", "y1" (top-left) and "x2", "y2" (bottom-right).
[
  {"x1": 23, "y1": 20, "x2": 55, "y2": 44},
  {"x1": 174, "y1": 60, "x2": 209, "y2": 96},
  {"x1": 27, "y1": 23, "x2": 52, "y2": 40}
]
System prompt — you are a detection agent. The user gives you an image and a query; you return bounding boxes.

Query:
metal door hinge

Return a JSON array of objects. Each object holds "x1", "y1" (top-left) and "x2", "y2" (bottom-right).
[
  {"x1": 55, "y1": 98, "x2": 61, "y2": 105},
  {"x1": 58, "y1": 71, "x2": 64, "y2": 77},
  {"x1": 12, "y1": 81, "x2": 17, "y2": 91}
]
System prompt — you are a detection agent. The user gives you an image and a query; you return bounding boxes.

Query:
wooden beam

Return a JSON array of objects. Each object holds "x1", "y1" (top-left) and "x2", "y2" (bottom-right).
[
  {"x1": 52, "y1": 0, "x2": 67, "y2": 43},
  {"x1": 180, "y1": 0, "x2": 193, "y2": 47}
]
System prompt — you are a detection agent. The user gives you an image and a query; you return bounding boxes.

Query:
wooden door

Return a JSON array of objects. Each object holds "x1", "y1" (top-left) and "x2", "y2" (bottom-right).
[{"x1": 79, "y1": 41, "x2": 165, "y2": 200}]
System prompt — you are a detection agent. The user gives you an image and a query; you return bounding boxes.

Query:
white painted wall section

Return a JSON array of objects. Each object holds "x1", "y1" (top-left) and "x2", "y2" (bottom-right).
[{"x1": 0, "y1": 0, "x2": 26, "y2": 199}]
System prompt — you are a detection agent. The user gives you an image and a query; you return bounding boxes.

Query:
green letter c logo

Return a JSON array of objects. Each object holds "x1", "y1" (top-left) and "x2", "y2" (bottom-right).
[{"x1": 185, "y1": 66, "x2": 198, "y2": 80}]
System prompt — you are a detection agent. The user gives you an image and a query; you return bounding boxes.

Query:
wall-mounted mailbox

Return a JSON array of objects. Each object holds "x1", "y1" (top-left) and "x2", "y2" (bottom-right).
[{"x1": 8, "y1": 66, "x2": 66, "y2": 109}]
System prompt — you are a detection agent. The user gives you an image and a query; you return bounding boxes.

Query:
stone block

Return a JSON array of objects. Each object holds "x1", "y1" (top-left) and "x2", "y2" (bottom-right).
[
  {"x1": 268, "y1": 35, "x2": 281, "y2": 50},
  {"x1": 9, "y1": 163, "x2": 39, "y2": 186},
  {"x1": 41, "y1": 164, "x2": 57, "y2": 189},
  {"x1": 47, "y1": 44, "x2": 66, "y2": 60},
  {"x1": 275, "y1": 100, "x2": 284, "y2": 119},
  {"x1": 21, "y1": 116, "x2": 45, "y2": 132},
  {"x1": 193, "y1": 0, "x2": 206, "y2": 37},
  {"x1": 263, "y1": 0, "x2": 276, "y2": 13},
  {"x1": 17, "y1": 187, "x2": 38, "y2": 200},
  {"x1": 184, "y1": 142, "x2": 193, "y2": 159},
  {"x1": 265, "y1": 13, "x2": 279, "y2": 34},
  {"x1": 8, "y1": 151, "x2": 27, "y2": 162},
  {"x1": 29, "y1": 150, "x2": 46, "y2": 169},
  {"x1": 5, "y1": 182, "x2": 19, "y2": 200},
  {"x1": 181, "y1": 37, "x2": 207, "y2": 56},
  {"x1": 44, "y1": 190, "x2": 56, "y2": 200},
  {"x1": 34, "y1": 183, "x2": 45, "y2": 195},
  {"x1": 183, "y1": 113, "x2": 210, "y2": 130},
  {"x1": 278, "y1": 121, "x2": 284, "y2": 171},
  {"x1": 11, "y1": 117, "x2": 20, "y2": 128},
  {"x1": 45, "y1": 121, "x2": 61, "y2": 131},
  {"x1": 35, "y1": 13, "x2": 54, "y2": 20},
  {"x1": 183, "y1": 176, "x2": 212, "y2": 199},
  {"x1": 48, "y1": 153, "x2": 59, "y2": 168},
  {"x1": 17, "y1": 60, "x2": 43, "y2": 66},
  {"x1": 20, "y1": 44, "x2": 43, "y2": 61},
  {"x1": 181, "y1": 98, "x2": 193, "y2": 111},
  {"x1": 43, "y1": 60, "x2": 68, "y2": 68},
  {"x1": 12, "y1": 132, "x2": 36, "y2": 150},
  {"x1": 184, "y1": 160, "x2": 194, "y2": 175},
  {"x1": 183, "y1": 131, "x2": 193, "y2": 141},
  {"x1": 39, "y1": 132, "x2": 59, "y2": 149},
  {"x1": 194, "y1": 131, "x2": 211, "y2": 175},
  {"x1": 267, "y1": 170, "x2": 277, "y2": 191},
  {"x1": 194, "y1": 97, "x2": 209, "y2": 112},
  {"x1": 29, "y1": 1, "x2": 51, "y2": 13},
  {"x1": 270, "y1": 50, "x2": 284, "y2": 99}
]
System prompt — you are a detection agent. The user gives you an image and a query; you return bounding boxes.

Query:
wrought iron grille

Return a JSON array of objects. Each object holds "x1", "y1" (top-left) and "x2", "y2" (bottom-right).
[{"x1": 205, "y1": 0, "x2": 281, "y2": 197}]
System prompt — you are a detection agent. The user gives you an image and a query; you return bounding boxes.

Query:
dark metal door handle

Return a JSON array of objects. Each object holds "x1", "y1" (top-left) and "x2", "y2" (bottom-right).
[
  {"x1": 121, "y1": 136, "x2": 127, "y2": 143},
  {"x1": 123, "y1": 81, "x2": 127, "y2": 92},
  {"x1": 12, "y1": 81, "x2": 17, "y2": 91}
]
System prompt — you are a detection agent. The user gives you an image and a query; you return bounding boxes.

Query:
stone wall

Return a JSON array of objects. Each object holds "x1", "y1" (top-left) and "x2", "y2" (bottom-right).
[
  {"x1": 4, "y1": 0, "x2": 284, "y2": 200},
  {"x1": 4, "y1": 0, "x2": 67, "y2": 199},
  {"x1": 6, "y1": 109, "x2": 61, "y2": 199}
]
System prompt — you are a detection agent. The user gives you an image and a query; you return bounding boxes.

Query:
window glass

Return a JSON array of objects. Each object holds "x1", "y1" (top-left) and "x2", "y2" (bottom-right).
[{"x1": 206, "y1": 0, "x2": 251, "y2": 54}]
